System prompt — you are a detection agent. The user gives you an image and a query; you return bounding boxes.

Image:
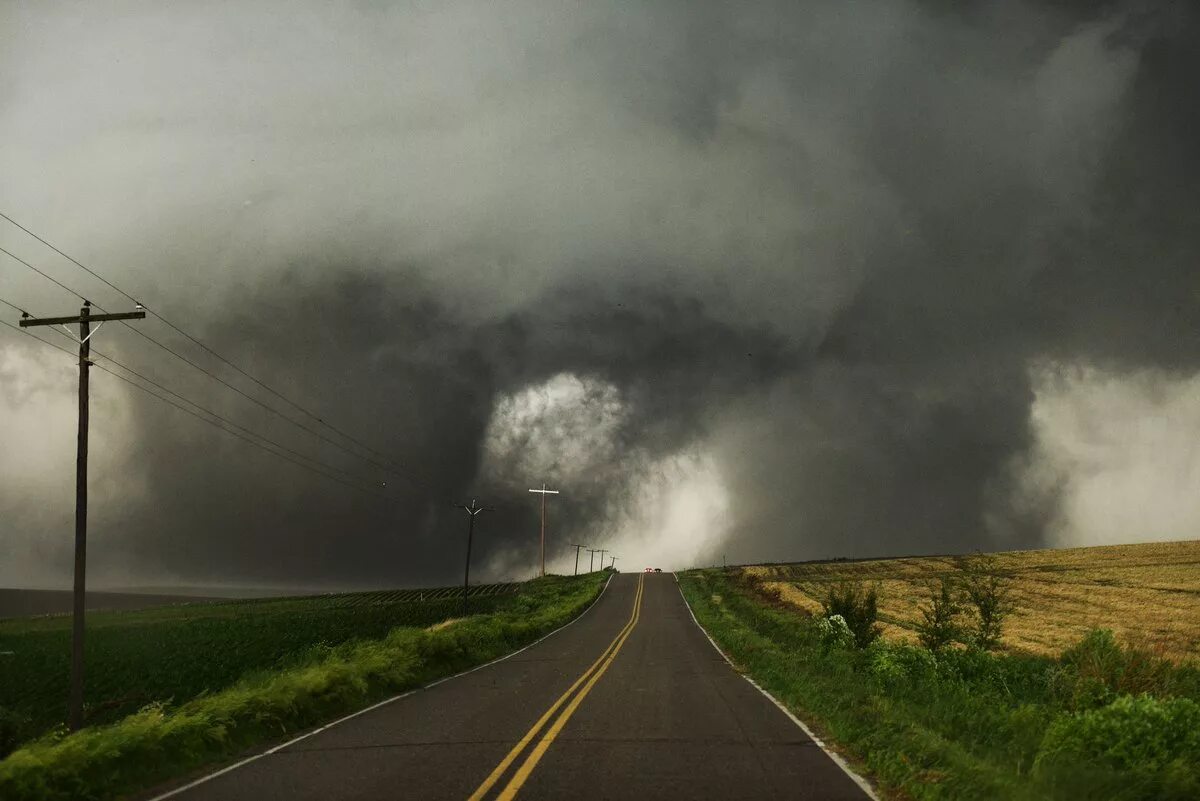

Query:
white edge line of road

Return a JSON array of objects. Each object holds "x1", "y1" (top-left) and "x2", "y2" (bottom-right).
[
  {"x1": 144, "y1": 574, "x2": 615, "y2": 801},
  {"x1": 672, "y1": 572, "x2": 880, "y2": 801}
]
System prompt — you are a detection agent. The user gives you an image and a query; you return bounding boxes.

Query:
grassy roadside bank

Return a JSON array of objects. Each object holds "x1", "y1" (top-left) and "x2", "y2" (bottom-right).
[
  {"x1": 678, "y1": 569, "x2": 1200, "y2": 801},
  {"x1": 0, "y1": 572, "x2": 607, "y2": 801}
]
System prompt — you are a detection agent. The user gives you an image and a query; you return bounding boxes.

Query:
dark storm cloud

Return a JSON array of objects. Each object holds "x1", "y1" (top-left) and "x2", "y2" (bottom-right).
[
  {"x1": 100, "y1": 268, "x2": 790, "y2": 586},
  {"x1": 713, "y1": 2, "x2": 1200, "y2": 562},
  {"x1": 2, "y1": 0, "x2": 1198, "y2": 585}
]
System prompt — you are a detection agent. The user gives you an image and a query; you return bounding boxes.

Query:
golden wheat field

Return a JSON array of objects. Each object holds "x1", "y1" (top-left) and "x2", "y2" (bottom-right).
[{"x1": 745, "y1": 540, "x2": 1200, "y2": 663}]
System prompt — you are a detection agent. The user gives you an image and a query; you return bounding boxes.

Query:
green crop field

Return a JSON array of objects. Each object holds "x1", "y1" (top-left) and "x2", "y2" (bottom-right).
[
  {"x1": 0, "y1": 572, "x2": 608, "y2": 801},
  {"x1": 0, "y1": 582, "x2": 519, "y2": 755}
]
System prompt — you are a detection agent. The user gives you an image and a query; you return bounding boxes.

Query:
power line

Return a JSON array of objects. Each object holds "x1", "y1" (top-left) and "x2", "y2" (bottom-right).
[
  {"x1": 0, "y1": 294, "x2": 34, "y2": 317},
  {"x1": 2, "y1": 316, "x2": 391, "y2": 499},
  {"x1": 0, "y1": 245, "x2": 89, "y2": 301},
  {"x1": 0, "y1": 211, "x2": 428, "y2": 483},
  {"x1": 3, "y1": 290, "x2": 391, "y2": 492},
  {"x1": 0, "y1": 212, "x2": 136, "y2": 308},
  {"x1": 112, "y1": 314, "x2": 437, "y2": 491},
  {"x1": 0, "y1": 316, "x2": 394, "y2": 500},
  {"x1": 81, "y1": 344, "x2": 396, "y2": 494},
  {"x1": 0, "y1": 242, "x2": 438, "y2": 494}
]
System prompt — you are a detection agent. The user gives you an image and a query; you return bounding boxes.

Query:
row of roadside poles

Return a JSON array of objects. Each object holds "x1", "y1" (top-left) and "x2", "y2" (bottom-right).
[
  {"x1": 17, "y1": 300, "x2": 607, "y2": 734},
  {"x1": 455, "y1": 484, "x2": 616, "y2": 615}
]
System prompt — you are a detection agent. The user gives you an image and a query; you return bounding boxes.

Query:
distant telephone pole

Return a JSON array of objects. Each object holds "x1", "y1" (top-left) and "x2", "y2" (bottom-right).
[
  {"x1": 608, "y1": 555, "x2": 618, "y2": 571},
  {"x1": 587, "y1": 548, "x2": 599, "y2": 572},
  {"x1": 527, "y1": 483, "x2": 559, "y2": 577},
  {"x1": 20, "y1": 300, "x2": 145, "y2": 732},
  {"x1": 596, "y1": 548, "x2": 608, "y2": 571},
  {"x1": 454, "y1": 499, "x2": 493, "y2": 614},
  {"x1": 568, "y1": 543, "x2": 587, "y2": 576}
]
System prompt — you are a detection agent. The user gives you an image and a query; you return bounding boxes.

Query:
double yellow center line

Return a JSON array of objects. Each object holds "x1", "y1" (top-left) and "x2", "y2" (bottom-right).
[{"x1": 467, "y1": 574, "x2": 645, "y2": 801}]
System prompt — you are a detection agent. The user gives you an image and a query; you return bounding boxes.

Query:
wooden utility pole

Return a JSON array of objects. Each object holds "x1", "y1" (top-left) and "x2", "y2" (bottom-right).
[
  {"x1": 454, "y1": 499, "x2": 493, "y2": 615},
  {"x1": 608, "y1": 555, "x2": 618, "y2": 571},
  {"x1": 20, "y1": 300, "x2": 145, "y2": 731},
  {"x1": 527, "y1": 483, "x2": 559, "y2": 577},
  {"x1": 568, "y1": 543, "x2": 586, "y2": 576},
  {"x1": 596, "y1": 548, "x2": 608, "y2": 571},
  {"x1": 587, "y1": 548, "x2": 598, "y2": 572}
]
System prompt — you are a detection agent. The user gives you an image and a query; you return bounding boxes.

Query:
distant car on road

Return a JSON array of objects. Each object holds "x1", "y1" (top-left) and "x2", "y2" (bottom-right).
[
  {"x1": 644, "y1": 567, "x2": 653, "y2": 572},
  {"x1": 654, "y1": 568, "x2": 662, "y2": 573}
]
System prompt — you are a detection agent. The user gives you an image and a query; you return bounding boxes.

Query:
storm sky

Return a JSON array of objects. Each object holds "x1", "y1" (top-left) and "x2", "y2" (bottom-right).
[{"x1": 1, "y1": 0, "x2": 1198, "y2": 589}]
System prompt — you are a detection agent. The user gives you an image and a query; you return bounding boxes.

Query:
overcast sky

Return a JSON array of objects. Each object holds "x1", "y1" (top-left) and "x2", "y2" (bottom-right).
[{"x1": 1, "y1": 0, "x2": 1197, "y2": 589}]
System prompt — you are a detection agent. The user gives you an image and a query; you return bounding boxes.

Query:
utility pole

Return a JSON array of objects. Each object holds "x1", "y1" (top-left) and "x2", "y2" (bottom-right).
[
  {"x1": 527, "y1": 483, "x2": 559, "y2": 577},
  {"x1": 568, "y1": 543, "x2": 587, "y2": 576},
  {"x1": 20, "y1": 300, "x2": 145, "y2": 731},
  {"x1": 587, "y1": 548, "x2": 598, "y2": 572},
  {"x1": 454, "y1": 499, "x2": 494, "y2": 615},
  {"x1": 608, "y1": 555, "x2": 618, "y2": 571},
  {"x1": 596, "y1": 548, "x2": 608, "y2": 571}
]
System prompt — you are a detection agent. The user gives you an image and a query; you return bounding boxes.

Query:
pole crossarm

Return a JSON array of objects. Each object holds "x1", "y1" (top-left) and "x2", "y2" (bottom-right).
[
  {"x1": 20, "y1": 310, "x2": 146, "y2": 327},
  {"x1": 455, "y1": 499, "x2": 494, "y2": 516}
]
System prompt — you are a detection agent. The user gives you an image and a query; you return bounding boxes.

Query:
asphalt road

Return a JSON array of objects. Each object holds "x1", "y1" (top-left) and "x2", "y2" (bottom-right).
[{"x1": 148, "y1": 573, "x2": 872, "y2": 801}]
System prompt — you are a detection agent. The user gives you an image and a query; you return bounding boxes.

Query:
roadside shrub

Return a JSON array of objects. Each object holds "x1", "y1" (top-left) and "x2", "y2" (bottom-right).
[
  {"x1": 916, "y1": 577, "x2": 962, "y2": 652},
  {"x1": 815, "y1": 614, "x2": 855, "y2": 650},
  {"x1": 820, "y1": 581, "x2": 880, "y2": 648},
  {"x1": 868, "y1": 643, "x2": 936, "y2": 688},
  {"x1": 1059, "y1": 630, "x2": 1176, "y2": 709},
  {"x1": 958, "y1": 555, "x2": 1013, "y2": 650},
  {"x1": 1035, "y1": 695, "x2": 1200, "y2": 796}
]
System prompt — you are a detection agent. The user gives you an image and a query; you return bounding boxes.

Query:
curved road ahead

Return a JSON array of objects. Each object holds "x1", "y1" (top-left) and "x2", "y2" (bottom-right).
[{"x1": 147, "y1": 573, "x2": 873, "y2": 801}]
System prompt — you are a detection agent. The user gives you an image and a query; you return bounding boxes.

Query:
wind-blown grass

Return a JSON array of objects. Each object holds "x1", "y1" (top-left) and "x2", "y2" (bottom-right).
[
  {"x1": 679, "y1": 568, "x2": 1200, "y2": 801},
  {"x1": 0, "y1": 573, "x2": 606, "y2": 801}
]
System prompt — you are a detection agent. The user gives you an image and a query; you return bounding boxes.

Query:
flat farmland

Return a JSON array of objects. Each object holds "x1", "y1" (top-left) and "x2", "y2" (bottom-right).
[
  {"x1": 0, "y1": 589, "x2": 225, "y2": 619},
  {"x1": 0, "y1": 582, "x2": 520, "y2": 751},
  {"x1": 746, "y1": 539, "x2": 1200, "y2": 662}
]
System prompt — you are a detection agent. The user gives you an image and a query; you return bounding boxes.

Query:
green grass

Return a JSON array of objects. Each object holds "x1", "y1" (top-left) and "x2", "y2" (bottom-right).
[
  {"x1": 678, "y1": 569, "x2": 1200, "y2": 801},
  {"x1": 0, "y1": 573, "x2": 607, "y2": 801},
  {"x1": 0, "y1": 583, "x2": 519, "y2": 751}
]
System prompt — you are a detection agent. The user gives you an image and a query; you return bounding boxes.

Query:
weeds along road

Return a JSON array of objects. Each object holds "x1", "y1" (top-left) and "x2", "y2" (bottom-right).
[{"x1": 144, "y1": 573, "x2": 872, "y2": 801}]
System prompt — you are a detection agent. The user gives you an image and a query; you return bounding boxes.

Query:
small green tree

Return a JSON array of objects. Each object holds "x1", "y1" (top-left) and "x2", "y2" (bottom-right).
[
  {"x1": 916, "y1": 576, "x2": 961, "y2": 652},
  {"x1": 959, "y1": 555, "x2": 1013, "y2": 650},
  {"x1": 821, "y1": 581, "x2": 881, "y2": 648}
]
